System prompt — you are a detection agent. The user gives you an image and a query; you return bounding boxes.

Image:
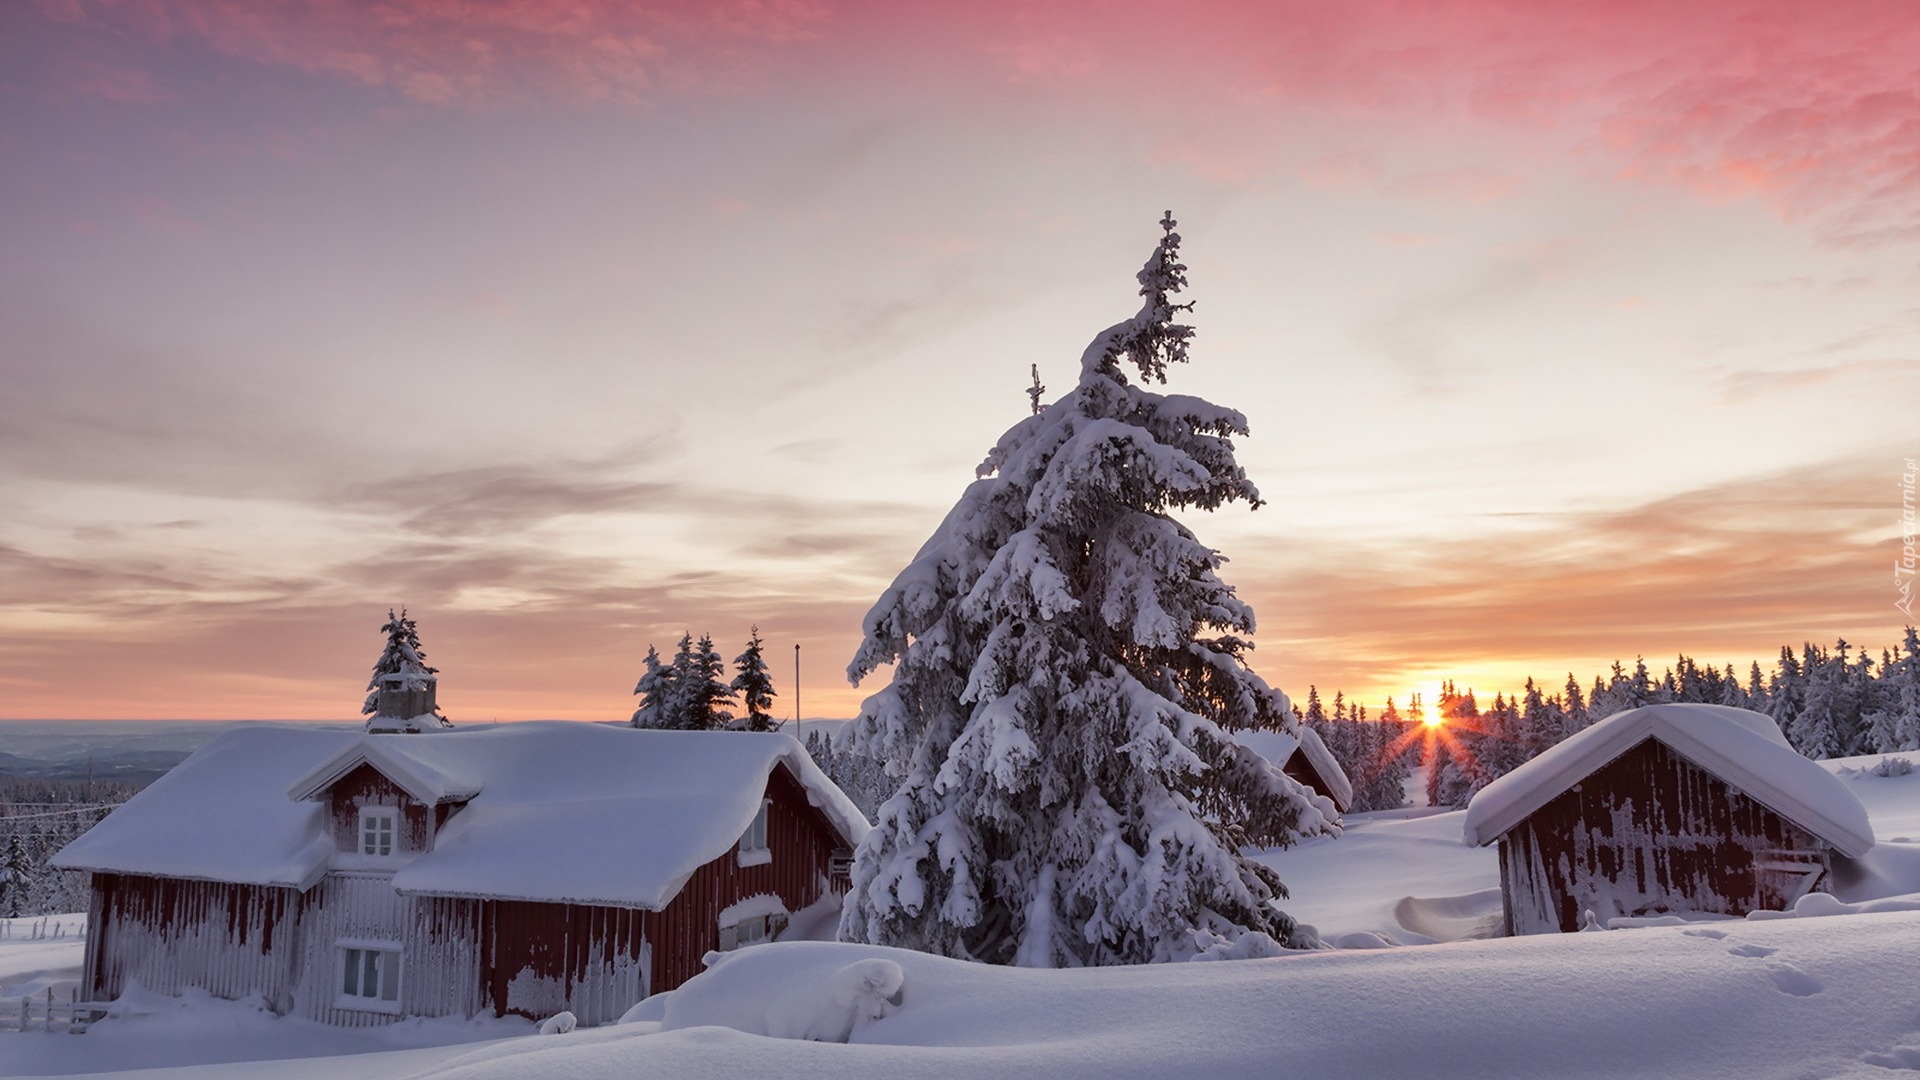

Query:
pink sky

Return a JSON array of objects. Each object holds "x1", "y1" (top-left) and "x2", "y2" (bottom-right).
[{"x1": 2, "y1": 0, "x2": 1916, "y2": 721}]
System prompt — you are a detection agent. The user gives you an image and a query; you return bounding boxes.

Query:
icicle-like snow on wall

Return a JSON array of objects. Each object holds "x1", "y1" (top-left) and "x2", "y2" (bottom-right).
[{"x1": 88, "y1": 874, "x2": 299, "y2": 1012}]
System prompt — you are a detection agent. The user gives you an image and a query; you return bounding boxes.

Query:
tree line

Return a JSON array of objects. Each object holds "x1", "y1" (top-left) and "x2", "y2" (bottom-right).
[
  {"x1": 631, "y1": 626, "x2": 779, "y2": 731},
  {"x1": 0, "y1": 777, "x2": 145, "y2": 918},
  {"x1": 1298, "y1": 627, "x2": 1920, "y2": 811},
  {"x1": 1292, "y1": 687, "x2": 1423, "y2": 813}
]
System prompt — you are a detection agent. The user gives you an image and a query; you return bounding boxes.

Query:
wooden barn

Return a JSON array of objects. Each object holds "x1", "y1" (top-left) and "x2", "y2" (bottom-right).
[
  {"x1": 1237, "y1": 727, "x2": 1354, "y2": 815},
  {"x1": 52, "y1": 722, "x2": 869, "y2": 1026},
  {"x1": 1462, "y1": 703, "x2": 1874, "y2": 935}
]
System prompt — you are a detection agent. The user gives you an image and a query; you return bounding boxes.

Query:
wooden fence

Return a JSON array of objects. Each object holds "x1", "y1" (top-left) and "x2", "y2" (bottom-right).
[{"x1": 0, "y1": 987, "x2": 107, "y2": 1034}]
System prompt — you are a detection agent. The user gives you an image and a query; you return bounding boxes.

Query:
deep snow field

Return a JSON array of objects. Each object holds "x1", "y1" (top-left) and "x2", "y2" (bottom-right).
[{"x1": 4, "y1": 750, "x2": 1917, "y2": 1080}]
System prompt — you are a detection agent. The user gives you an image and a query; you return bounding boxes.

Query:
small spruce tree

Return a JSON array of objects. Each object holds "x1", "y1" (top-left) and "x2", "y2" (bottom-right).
[
  {"x1": 631, "y1": 645, "x2": 676, "y2": 728},
  {"x1": 731, "y1": 627, "x2": 779, "y2": 732},
  {"x1": 2, "y1": 832, "x2": 31, "y2": 918},
  {"x1": 682, "y1": 633, "x2": 736, "y2": 730}
]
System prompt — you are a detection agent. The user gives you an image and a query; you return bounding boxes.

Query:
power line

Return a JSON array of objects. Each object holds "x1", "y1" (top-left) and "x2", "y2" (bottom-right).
[{"x1": 0, "y1": 805, "x2": 121, "y2": 822}]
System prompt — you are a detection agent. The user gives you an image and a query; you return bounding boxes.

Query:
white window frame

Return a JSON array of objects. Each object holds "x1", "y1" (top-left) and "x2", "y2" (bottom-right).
[
  {"x1": 735, "y1": 914, "x2": 769, "y2": 947},
  {"x1": 737, "y1": 798, "x2": 772, "y2": 867},
  {"x1": 359, "y1": 807, "x2": 398, "y2": 857},
  {"x1": 336, "y1": 941, "x2": 402, "y2": 1012},
  {"x1": 716, "y1": 913, "x2": 787, "y2": 951}
]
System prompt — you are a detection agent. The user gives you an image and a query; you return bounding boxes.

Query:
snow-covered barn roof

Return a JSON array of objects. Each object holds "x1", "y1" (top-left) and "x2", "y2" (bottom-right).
[
  {"x1": 1461, "y1": 703, "x2": 1873, "y2": 857},
  {"x1": 1235, "y1": 727, "x2": 1354, "y2": 813},
  {"x1": 54, "y1": 722, "x2": 872, "y2": 909}
]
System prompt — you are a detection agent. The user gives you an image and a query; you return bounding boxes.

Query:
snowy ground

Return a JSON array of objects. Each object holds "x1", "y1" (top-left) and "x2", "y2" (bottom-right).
[{"x1": 3, "y1": 751, "x2": 1916, "y2": 1080}]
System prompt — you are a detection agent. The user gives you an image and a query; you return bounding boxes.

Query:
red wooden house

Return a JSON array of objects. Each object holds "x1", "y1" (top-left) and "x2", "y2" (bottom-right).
[
  {"x1": 1462, "y1": 703, "x2": 1873, "y2": 935},
  {"x1": 1237, "y1": 727, "x2": 1354, "y2": 816},
  {"x1": 53, "y1": 723, "x2": 869, "y2": 1025}
]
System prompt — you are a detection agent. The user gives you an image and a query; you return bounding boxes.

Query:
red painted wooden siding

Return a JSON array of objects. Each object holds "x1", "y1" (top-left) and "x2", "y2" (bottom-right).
[
  {"x1": 327, "y1": 764, "x2": 434, "y2": 853},
  {"x1": 86, "y1": 872, "x2": 300, "y2": 1011},
  {"x1": 482, "y1": 900, "x2": 651, "y2": 1024},
  {"x1": 1496, "y1": 737, "x2": 1835, "y2": 934},
  {"x1": 647, "y1": 764, "x2": 847, "y2": 992}
]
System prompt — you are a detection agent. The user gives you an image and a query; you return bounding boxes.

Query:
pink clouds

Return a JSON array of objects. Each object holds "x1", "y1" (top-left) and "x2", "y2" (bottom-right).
[
  {"x1": 960, "y1": 1, "x2": 1920, "y2": 241},
  {"x1": 29, "y1": 0, "x2": 1920, "y2": 245},
  {"x1": 33, "y1": 0, "x2": 830, "y2": 107}
]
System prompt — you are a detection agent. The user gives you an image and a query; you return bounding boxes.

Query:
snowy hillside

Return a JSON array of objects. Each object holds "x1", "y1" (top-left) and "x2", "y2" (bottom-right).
[{"x1": 2, "y1": 751, "x2": 1916, "y2": 1080}]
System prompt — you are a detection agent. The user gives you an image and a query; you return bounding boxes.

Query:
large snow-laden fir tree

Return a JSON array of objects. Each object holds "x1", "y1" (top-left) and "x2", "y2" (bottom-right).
[
  {"x1": 363, "y1": 608, "x2": 452, "y2": 733},
  {"x1": 839, "y1": 214, "x2": 1337, "y2": 967}
]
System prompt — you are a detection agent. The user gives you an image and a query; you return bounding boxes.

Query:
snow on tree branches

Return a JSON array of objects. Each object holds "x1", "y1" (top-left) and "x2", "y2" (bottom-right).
[
  {"x1": 633, "y1": 630, "x2": 761, "y2": 731},
  {"x1": 631, "y1": 644, "x2": 676, "y2": 728},
  {"x1": 363, "y1": 608, "x2": 451, "y2": 733},
  {"x1": 733, "y1": 626, "x2": 779, "y2": 732},
  {"x1": 839, "y1": 214, "x2": 1338, "y2": 968}
]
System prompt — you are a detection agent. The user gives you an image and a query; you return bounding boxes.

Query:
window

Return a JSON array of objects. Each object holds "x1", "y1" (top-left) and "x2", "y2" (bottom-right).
[
  {"x1": 737, "y1": 799, "x2": 771, "y2": 866},
  {"x1": 735, "y1": 915, "x2": 769, "y2": 946},
  {"x1": 717, "y1": 912, "x2": 786, "y2": 951},
  {"x1": 359, "y1": 808, "x2": 397, "y2": 857},
  {"x1": 339, "y1": 945, "x2": 401, "y2": 1010}
]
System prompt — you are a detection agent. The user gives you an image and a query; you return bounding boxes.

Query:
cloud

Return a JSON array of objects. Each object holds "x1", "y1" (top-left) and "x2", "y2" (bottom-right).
[
  {"x1": 333, "y1": 465, "x2": 678, "y2": 538},
  {"x1": 965, "y1": 1, "x2": 1920, "y2": 246},
  {"x1": 1384, "y1": 167, "x2": 1520, "y2": 204},
  {"x1": 28, "y1": 0, "x2": 831, "y2": 108},
  {"x1": 0, "y1": 530, "x2": 890, "y2": 719},
  {"x1": 1355, "y1": 236, "x2": 1587, "y2": 384},
  {"x1": 1232, "y1": 453, "x2": 1906, "y2": 703},
  {"x1": 1717, "y1": 358, "x2": 1920, "y2": 404}
]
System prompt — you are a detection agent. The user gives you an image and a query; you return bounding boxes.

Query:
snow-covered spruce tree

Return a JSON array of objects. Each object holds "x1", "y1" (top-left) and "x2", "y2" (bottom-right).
[
  {"x1": 688, "y1": 633, "x2": 737, "y2": 730},
  {"x1": 732, "y1": 626, "x2": 779, "y2": 732},
  {"x1": 2, "y1": 831, "x2": 29, "y2": 918},
  {"x1": 839, "y1": 214, "x2": 1336, "y2": 967},
  {"x1": 631, "y1": 644, "x2": 676, "y2": 728},
  {"x1": 363, "y1": 609, "x2": 451, "y2": 733}
]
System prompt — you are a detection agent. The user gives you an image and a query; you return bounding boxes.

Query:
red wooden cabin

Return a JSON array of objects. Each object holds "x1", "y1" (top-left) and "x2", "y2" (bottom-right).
[
  {"x1": 1462, "y1": 703, "x2": 1873, "y2": 935},
  {"x1": 54, "y1": 723, "x2": 869, "y2": 1025},
  {"x1": 1236, "y1": 727, "x2": 1354, "y2": 816}
]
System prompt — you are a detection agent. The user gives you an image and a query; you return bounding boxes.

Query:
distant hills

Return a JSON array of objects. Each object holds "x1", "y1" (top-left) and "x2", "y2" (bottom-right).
[{"x1": 0, "y1": 720, "x2": 355, "y2": 784}]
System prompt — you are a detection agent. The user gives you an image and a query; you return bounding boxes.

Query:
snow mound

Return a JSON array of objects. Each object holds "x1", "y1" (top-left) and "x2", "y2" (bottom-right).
[
  {"x1": 1744, "y1": 890, "x2": 1920, "y2": 921},
  {"x1": 417, "y1": 913, "x2": 1920, "y2": 1080},
  {"x1": 1392, "y1": 889, "x2": 1504, "y2": 942},
  {"x1": 661, "y1": 942, "x2": 912, "y2": 1042},
  {"x1": 765, "y1": 958, "x2": 905, "y2": 1042}
]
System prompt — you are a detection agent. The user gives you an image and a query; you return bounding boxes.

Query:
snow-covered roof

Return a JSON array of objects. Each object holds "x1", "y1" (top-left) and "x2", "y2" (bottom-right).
[
  {"x1": 1235, "y1": 727, "x2": 1354, "y2": 813},
  {"x1": 51, "y1": 725, "x2": 356, "y2": 890},
  {"x1": 286, "y1": 737, "x2": 483, "y2": 805},
  {"x1": 1462, "y1": 703, "x2": 1873, "y2": 857},
  {"x1": 55, "y1": 722, "x2": 872, "y2": 910}
]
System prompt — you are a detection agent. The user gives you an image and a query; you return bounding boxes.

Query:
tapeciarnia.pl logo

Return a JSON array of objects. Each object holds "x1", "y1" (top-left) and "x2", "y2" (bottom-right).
[{"x1": 1898, "y1": 457, "x2": 1917, "y2": 618}]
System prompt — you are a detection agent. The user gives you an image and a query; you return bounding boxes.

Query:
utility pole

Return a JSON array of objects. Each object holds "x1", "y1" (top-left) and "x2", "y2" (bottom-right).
[{"x1": 794, "y1": 643, "x2": 801, "y2": 741}]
